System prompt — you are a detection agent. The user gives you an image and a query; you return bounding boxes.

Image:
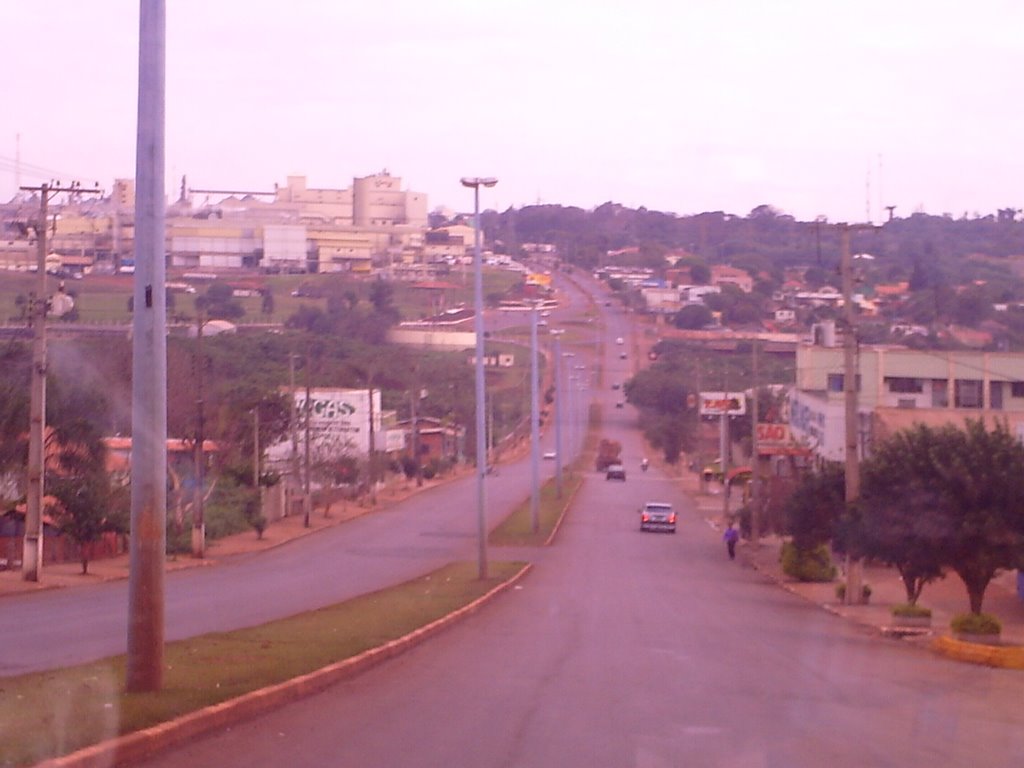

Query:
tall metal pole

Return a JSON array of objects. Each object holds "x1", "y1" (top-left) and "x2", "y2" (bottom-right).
[
  {"x1": 530, "y1": 305, "x2": 540, "y2": 533},
  {"x1": 127, "y1": 0, "x2": 167, "y2": 693},
  {"x1": 554, "y1": 336, "x2": 563, "y2": 498},
  {"x1": 461, "y1": 176, "x2": 496, "y2": 580}
]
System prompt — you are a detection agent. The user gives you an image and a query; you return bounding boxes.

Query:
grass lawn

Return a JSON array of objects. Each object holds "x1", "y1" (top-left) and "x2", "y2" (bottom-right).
[
  {"x1": 488, "y1": 470, "x2": 585, "y2": 547},
  {"x1": 0, "y1": 560, "x2": 526, "y2": 767}
]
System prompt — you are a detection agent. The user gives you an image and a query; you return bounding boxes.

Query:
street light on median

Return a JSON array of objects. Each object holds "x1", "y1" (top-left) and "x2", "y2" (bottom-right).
[{"x1": 460, "y1": 176, "x2": 497, "y2": 580}]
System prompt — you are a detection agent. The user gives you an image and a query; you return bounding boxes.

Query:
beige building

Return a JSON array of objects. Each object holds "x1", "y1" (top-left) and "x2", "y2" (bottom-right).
[
  {"x1": 790, "y1": 342, "x2": 1024, "y2": 462},
  {"x1": 711, "y1": 264, "x2": 754, "y2": 293}
]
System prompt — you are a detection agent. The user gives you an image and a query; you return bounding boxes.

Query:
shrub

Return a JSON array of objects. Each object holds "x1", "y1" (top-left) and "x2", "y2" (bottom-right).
[
  {"x1": 834, "y1": 582, "x2": 872, "y2": 601},
  {"x1": 891, "y1": 603, "x2": 932, "y2": 618},
  {"x1": 951, "y1": 612, "x2": 1002, "y2": 636},
  {"x1": 781, "y1": 542, "x2": 837, "y2": 582}
]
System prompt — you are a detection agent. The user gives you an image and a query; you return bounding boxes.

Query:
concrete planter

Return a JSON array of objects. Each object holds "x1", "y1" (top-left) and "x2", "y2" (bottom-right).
[
  {"x1": 954, "y1": 632, "x2": 1001, "y2": 645},
  {"x1": 893, "y1": 614, "x2": 932, "y2": 629}
]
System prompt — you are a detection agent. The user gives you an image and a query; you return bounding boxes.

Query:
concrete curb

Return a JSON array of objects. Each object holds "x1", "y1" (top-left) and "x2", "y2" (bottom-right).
[
  {"x1": 544, "y1": 467, "x2": 587, "y2": 547},
  {"x1": 38, "y1": 563, "x2": 534, "y2": 768},
  {"x1": 739, "y1": 547, "x2": 1024, "y2": 670},
  {"x1": 932, "y1": 635, "x2": 1024, "y2": 670}
]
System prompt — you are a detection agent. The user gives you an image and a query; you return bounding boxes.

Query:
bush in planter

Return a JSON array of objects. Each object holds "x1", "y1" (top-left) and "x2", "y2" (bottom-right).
[
  {"x1": 781, "y1": 542, "x2": 837, "y2": 582},
  {"x1": 834, "y1": 582, "x2": 872, "y2": 602},
  {"x1": 951, "y1": 612, "x2": 1002, "y2": 636},
  {"x1": 891, "y1": 603, "x2": 932, "y2": 619}
]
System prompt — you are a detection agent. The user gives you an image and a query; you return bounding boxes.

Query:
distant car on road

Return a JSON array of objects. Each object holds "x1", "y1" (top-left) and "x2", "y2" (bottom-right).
[
  {"x1": 542, "y1": 451, "x2": 557, "y2": 460},
  {"x1": 640, "y1": 502, "x2": 676, "y2": 533},
  {"x1": 611, "y1": 382, "x2": 620, "y2": 390},
  {"x1": 615, "y1": 400, "x2": 624, "y2": 408},
  {"x1": 619, "y1": 352, "x2": 627, "y2": 359},
  {"x1": 616, "y1": 337, "x2": 624, "y2": 345},
  {"x1": 606, "y1": 463, "x2": 626, "y2": 481}
]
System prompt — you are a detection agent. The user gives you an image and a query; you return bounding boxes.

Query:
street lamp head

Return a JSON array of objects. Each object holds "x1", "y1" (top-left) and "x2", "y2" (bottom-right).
[{"x1": 460, "y1": 177, "x2": 498, "y2": 189}]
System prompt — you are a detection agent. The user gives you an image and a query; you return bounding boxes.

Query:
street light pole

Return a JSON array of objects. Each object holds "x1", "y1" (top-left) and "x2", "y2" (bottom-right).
[
  {"x1": 461, "y1": 176, "x2": 497, "y2": 580},
  {"x1": 530, "y1": 305, "x2": 540, "y2": 533}
]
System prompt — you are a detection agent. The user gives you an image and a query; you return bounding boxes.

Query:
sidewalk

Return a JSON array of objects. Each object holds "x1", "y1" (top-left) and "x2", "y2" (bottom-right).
[{"x1": 677, "y1": 461, "x2": 1024, "y2": 654}]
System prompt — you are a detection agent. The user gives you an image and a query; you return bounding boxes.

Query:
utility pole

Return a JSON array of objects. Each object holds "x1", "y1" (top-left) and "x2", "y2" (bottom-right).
[
  {"x1": 303, "y1": 348, "x2": 312, "y2": 528},
  {"x1": 191, "y1": 312, "x2": 206, "y2": 558},
  {"x1": 20, "y1": 179, "x2": 102, "y2": 582},
  {"x1": 253, "y1": 405, "x2": 260, "y2": 487},
  {"x1": 839, "y1": 222, "x2": 876, "y2": 605},
  {"x1": 289, "y1": 353, "x2": 299, "y2": 516},
  {"x1": 126, "y1": 0, "x2": 167, "y2": 694},
  {"x1": 751, "y1": 340, "x2": 761, "y2": 546}
]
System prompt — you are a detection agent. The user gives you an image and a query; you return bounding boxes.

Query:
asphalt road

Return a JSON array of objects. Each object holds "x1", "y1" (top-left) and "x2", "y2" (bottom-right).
[
  {"x1": 137, "y1": 329, "x2": 1024, "y2": 768},
  {"x1": 0, "y1": 271, "x2": 597, "y2": 677}
]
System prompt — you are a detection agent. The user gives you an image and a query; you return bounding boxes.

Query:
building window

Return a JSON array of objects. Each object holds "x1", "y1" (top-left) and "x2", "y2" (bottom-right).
[
  {"x1": 991, "y1": 381, "x2": 1004, "y2": 410},
  {"x1": 955, "y1": 379, "x2": 983, "y2": 408},
  {"x1": 1011, "y1": 381, "x2": 1024, "y2": 398},
  {"x1": 885, "y1": 377, "x2": 923, "y2": 394},
  {"x1": 827, "y1": 373, "x2": 860, "y2": 392},
  {"x1": 897, "y1": 398, "x2": 917, "y2": 409},
  {"x1": 932, "y1": 379, "x2": 949, "y2": 408}
]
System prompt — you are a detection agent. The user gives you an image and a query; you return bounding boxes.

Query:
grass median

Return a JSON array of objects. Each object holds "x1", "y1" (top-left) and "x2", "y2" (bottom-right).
[
  {"x1": 488, "y1": 470, "x2": 585, "y2": 547},
  {"x1": 0, "y1": 560, "x2": 526, "y2": 767}
]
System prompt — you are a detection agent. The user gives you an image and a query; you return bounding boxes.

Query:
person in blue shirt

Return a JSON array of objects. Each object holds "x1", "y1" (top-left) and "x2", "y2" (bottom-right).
[{"x1": 723, "y1": 522, "x2": 739, "y2": 560}]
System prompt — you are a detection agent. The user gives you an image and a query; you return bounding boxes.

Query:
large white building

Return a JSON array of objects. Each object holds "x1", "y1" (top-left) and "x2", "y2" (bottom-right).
[{"x1": 790, "y1": 341, "x2": 1024, "y2": 462}]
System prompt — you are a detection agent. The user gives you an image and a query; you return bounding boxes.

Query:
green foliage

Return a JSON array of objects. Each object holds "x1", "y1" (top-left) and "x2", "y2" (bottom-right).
[
  {"x1": 951, "y1": 612, "x2": 1002, "y2": 636},
  {"x1": 50, "y1": 471, "x2": 128, "y2": 574},
  {"x1": 891, "y1": 603, "x2": 932, "y2": 618},
  {"x1": 673, "y1": 303, "x2": 713, "y2": 329},
  {"x1": 835, "y1": 582, "x2": 872, "y2": 601},
  {"x1": 780, "y1": 541, "x2": 837, "y2": 582},
  {"x1": 783, "y1": 462, "x2": 844, "y2": 551},
  {"x1": 857, "y1": 420, "x2": 1024, "y2": 614}
]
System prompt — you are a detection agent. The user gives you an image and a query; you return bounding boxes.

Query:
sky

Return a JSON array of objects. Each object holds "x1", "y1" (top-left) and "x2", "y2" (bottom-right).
[{"x1": 2, "y1": 0, "x2": 1022, "y2": 223}]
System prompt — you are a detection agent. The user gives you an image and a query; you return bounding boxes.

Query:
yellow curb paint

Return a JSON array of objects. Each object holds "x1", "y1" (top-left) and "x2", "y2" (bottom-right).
[{"x1": 931, "y1": 635, "x2": 1024, "y2": 670}]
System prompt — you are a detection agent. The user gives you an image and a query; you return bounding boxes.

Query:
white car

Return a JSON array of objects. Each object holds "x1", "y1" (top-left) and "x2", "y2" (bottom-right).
[{"x1": 542, "y1": 451, "x2": 557, "y2": 460}]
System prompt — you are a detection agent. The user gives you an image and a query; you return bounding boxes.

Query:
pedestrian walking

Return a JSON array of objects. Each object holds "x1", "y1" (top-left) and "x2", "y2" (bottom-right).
[{"x1": 723, "y1": 523, "x2": 739, "y2": 560}]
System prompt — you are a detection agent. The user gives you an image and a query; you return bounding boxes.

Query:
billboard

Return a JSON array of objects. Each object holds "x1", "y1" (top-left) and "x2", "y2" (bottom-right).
[
  {"x1": 755, "y1": 422, "x2": 809, "y2": 455},
  {"x1": 699, "y1": 391, "x2": 747, "y2": 416},
  {"x1": 291, "y1": 387, "x2": 382, "y2": 457}
]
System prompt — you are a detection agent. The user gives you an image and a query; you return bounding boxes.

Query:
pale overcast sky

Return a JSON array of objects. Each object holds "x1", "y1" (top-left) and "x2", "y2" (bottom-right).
[{"x1": 2, "y1": 0, "x2": 1022, "y2": 222}]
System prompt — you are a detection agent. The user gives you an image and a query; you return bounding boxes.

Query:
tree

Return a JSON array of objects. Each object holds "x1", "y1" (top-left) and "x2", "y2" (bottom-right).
[
  {"x1": 689, "y1": 262, "x2": 711, "y2": 285},
  {"x1": 784, "y1": 462, "x2": 844, "y2": 552},
  {"x1": 673, "y1": 304, "x2": 713, "y2": 330},
  {"x1": 857, "y1": 421, "x2": 1024, "y2": 614},
  {"x1": 261, "y1": 288, "x2": 275, "y2": 316},
  {"x1": 50, "y1": 471, "x2": 127, "y2": 575},
  {"x1": 854, "y1": 442, "x2": 947, "y2": 604}
]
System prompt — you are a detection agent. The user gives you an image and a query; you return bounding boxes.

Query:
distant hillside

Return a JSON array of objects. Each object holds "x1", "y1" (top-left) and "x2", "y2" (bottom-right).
[{"x1": 482, "y1": 203, "x2": 1024, "y2": 296}]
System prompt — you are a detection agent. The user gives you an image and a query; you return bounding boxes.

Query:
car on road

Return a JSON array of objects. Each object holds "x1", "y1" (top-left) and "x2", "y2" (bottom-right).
[
  {"x1": 639, "y1": 502, "x2": 676, "y2": 533},
  {"x1": 619, "y1": 352, "x2": 627, "y2": 359},
  {"x1": 616, "y1": 336, "x2": 624, "y2": 345},
  {"x1": 542, "y1": 451, "x2": 557, "y2": 460},
  {"x1": 615, "y1": 400, "x2": 624, "y2": 408},
  {"x1": 611, "y1": 382, "x2": 620, "y2": 390},
  {"x1": 605, "y1": 463, "x2": 626, "y2": 481}
]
